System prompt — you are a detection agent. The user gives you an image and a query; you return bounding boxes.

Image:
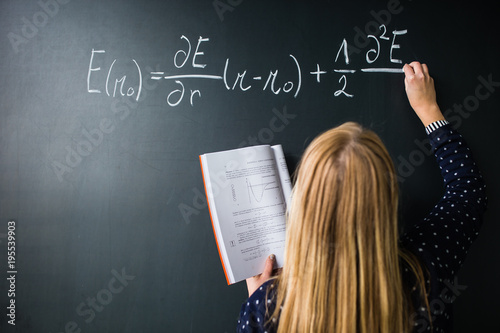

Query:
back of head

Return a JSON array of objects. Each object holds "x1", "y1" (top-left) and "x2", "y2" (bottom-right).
[{"x1": 273, "y1": 122, "x2": 410, "y2": 333}]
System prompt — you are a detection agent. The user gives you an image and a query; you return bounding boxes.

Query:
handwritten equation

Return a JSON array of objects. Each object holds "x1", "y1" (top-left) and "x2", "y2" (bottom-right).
[{"x1": 87, "y1": 24, "x2": 407, "y2": 107}]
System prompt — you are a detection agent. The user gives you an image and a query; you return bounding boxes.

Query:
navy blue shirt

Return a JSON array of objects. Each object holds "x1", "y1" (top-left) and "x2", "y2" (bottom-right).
[{"x1": 237, "y1": 124, "x2": 487, "y2": 333}]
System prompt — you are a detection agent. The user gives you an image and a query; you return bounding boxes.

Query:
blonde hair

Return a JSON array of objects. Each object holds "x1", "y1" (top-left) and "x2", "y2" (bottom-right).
[{"x1": 271, "y1": 122, "x2": 428, "y2": 333}]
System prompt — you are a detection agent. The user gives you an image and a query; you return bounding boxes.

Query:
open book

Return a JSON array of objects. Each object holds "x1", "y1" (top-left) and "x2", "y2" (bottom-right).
[{"x1": 200, "y1": 145, "x2": 292, "y2": 284}]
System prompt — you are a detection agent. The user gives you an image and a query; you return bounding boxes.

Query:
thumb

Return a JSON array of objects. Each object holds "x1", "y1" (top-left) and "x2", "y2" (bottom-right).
[{"x1": 261, "y1": 254, "x2": 276, "y2": 279}]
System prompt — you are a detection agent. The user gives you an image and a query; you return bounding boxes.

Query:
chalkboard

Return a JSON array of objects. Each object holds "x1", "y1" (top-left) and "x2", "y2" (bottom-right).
[{"x1": 1, "y1": 0, "x2": 499, "y2": 332}]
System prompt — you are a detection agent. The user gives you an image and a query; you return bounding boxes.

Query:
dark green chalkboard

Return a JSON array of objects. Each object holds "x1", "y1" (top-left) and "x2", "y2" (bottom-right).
[{"x1": 1, "y1": 0, "x2": 499, "y2": 332}]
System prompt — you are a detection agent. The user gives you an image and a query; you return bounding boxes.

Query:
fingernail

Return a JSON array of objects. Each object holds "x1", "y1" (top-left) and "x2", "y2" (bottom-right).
[{"x1": 269, "y1": 254, "x2": 275, "y2": 261}]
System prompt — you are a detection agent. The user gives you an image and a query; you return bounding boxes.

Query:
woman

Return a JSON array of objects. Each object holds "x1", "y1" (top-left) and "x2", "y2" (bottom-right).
[{"x1": 237, "y1": 62, "x2": 487, "y2": 332}]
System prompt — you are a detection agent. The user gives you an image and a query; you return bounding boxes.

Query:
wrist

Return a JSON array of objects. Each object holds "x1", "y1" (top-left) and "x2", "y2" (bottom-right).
[
  {"x1": 417, "y1": 104, "x2": 444, "y2": 127},
  {"x1": 425, "y1": 119, "x2": 449, "y2": 134}
]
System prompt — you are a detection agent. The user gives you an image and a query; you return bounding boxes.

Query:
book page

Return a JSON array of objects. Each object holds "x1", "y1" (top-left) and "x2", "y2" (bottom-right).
[
  {"x1": 202, "y1": 145, "x2": 287, "y2": 284},
  {"x1": 271, "y1": 144, "x2": 292, "y2": 208}
]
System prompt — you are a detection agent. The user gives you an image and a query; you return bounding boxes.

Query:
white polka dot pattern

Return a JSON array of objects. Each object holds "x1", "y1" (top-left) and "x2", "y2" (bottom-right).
[{"x1": 236, "y1": 124, "x2": 487, "y2": 333}]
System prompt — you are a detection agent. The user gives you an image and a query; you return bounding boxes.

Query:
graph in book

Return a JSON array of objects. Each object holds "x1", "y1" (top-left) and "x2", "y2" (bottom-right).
[{"x1": 246, "y1": 177, "x2": 284, "y2": 205}]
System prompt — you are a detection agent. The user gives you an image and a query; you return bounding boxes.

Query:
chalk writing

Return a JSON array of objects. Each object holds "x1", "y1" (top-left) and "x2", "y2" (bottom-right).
[
  {"x1": 87, "y1": 49, "x2": 143, "y2": 101},
  {"x1": 86, "y1": 24, "x2": 408, "y2": 107}
]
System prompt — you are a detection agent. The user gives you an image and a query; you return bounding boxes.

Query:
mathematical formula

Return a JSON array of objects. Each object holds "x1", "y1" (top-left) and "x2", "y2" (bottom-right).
[{"x1": 87, "y1": 24, "x2": 407, "y2": 107}]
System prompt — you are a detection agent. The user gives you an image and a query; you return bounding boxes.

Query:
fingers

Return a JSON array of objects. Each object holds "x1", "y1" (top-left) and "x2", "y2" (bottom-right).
[
  {"x1": 246, "y1": 254, "x2": 277, "y2": 297},
  {"x1": 404, "y1": 61, "x2": 433, "y2": 97},
  {"x1": 403, "y1": 63, "x2": 414, "y2": 76},
  {"x1": 403, "y1": 61, "x2": 443, "y2": 126},
  {"x1": 421, "y1": 63, "x2": 429, "y2": 75},
  {"x1": 404, "y1": 61, "x2": 427, "y2": 78},
  {"x1": 410, "y1": 61, "x2": 424, "y2": 75},
  {"x1": 261, "y1": 254, "x2": 276, "y2": 279},
  {"x1": 250, "y1": 254, "x2": 276, "y2": 279}
]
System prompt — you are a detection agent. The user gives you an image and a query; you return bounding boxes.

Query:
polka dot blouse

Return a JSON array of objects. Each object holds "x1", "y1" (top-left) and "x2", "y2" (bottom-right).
[{"x1": 236, "y1": 123, "x2": 487, "y2": 333}]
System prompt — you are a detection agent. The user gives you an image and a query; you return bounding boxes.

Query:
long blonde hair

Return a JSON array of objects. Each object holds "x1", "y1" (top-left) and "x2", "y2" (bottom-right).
[{"x1": 271, "y1": 122, "x2": 428, "y2": 333}]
